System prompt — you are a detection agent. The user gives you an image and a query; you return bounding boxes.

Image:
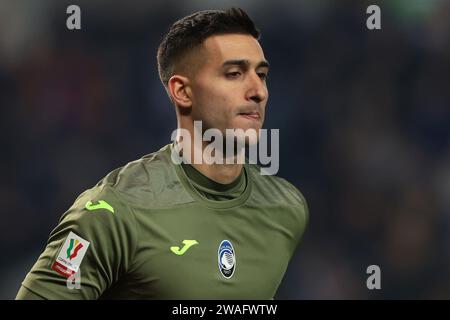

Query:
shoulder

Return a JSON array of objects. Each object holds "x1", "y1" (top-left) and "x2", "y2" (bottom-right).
[
  {"x1": 97, "y1": 144, "x2": 171, "y2": 190},
  {"x1": 246, "y1": 164, "x2": 307, "y2": 205},
  {"x1": 88, "y1": 144, "x2": 192, "y2": 209},
  {"x1": 246, "y1": 164, "x2": 309, "y2": 224},
  {"x1": 60, "y1": 182, "x2": 134, "y2": 231}
]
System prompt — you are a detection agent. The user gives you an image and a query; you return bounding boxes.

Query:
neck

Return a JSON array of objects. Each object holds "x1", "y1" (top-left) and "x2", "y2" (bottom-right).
[
  {"x1": 174, "y1": 121, "x2": 244, "y2": 184},
  {"x1": 191, "y1": 160, "x2": 243, "y2": 185}
]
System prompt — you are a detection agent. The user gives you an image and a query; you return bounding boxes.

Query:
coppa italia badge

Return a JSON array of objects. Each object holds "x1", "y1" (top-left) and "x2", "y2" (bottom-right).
[{"x1": 51, "y1": 231, "x2": 90, "y2": 278}]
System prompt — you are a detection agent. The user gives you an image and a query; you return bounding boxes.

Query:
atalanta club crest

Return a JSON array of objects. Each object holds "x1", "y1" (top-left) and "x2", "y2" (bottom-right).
[{"x1": 218, "y1": 240, "x2": 236, "y2": 279}]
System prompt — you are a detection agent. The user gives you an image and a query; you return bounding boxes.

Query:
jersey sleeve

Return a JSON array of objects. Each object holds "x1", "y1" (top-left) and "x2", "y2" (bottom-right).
[
  {"x1": 294, "y1": 186, "x2": 309, "y2": 234},
  {"x1": 17, "y1": 184, "x2": 138, "y2": 300},
  {"x1": 15, "y1": 286, "x2": 45, "y2": 300},
  {"x1": 281, "y1": 179, "x2": 310, "y2": 251}
]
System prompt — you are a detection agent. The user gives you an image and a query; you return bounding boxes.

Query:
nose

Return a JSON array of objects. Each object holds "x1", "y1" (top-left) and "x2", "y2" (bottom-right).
[{"x1": 245, "y1": 72, "x2": 267, "y2": 104}]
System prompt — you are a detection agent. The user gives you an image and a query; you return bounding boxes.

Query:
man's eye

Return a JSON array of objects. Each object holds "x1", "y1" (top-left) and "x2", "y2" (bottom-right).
[
  {"x1": 258, "y1": 73, "x2": 268, "y2": 80},
  {"x1": 226, "y1": 72, "x2": 241, "y2": 78}
]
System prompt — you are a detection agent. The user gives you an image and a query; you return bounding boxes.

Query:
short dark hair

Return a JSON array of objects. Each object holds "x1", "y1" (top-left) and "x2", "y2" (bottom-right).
[{"x1": 157, "y1": 7, "x2": 260, "y2": 88}]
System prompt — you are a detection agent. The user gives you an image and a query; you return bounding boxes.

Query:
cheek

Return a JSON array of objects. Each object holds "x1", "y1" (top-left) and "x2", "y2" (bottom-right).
[
  {"x1": 190, "y1": 89, "x2": 226, "y2": 129},
  {"x1": 196, "y1": 83, "x2": 233, "y2": 113}
]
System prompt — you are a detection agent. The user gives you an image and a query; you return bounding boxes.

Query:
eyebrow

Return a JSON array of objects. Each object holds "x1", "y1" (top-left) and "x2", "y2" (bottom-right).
[{"x1": 222, "y1": 59, "x2": 270, "y2": 69}]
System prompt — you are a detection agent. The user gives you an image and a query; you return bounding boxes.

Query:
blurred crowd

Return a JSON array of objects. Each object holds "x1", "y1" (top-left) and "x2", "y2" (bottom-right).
[{"x1": 1, "y1": 0, "x2": 449, "y2": 299}]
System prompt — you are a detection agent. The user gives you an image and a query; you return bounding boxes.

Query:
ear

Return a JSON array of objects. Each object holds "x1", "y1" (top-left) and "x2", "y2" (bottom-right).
[{"x1": 168, "y1": 75, "x2": 192, "y2": 108}]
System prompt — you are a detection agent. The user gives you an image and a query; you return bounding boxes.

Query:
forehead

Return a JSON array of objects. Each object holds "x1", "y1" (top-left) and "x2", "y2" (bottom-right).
[{"x1": 201, "y1": 34, "x2": 266, "y2": 67}]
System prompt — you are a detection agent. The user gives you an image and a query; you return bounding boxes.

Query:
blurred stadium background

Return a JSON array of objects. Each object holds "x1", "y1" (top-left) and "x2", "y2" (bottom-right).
[{"x1": 1, "y1": 0, "x2": 449, "y2": 299}]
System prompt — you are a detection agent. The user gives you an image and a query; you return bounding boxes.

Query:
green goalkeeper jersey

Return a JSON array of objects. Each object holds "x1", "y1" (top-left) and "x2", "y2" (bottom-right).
[{"x1": 17, "y1": 142, "x2": 309, "y2": 299}]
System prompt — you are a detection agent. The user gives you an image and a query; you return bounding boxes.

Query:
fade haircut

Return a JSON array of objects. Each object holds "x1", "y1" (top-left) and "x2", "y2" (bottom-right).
[{"x1": 157, "y1": 7, "x2": 260, "y2": 90}]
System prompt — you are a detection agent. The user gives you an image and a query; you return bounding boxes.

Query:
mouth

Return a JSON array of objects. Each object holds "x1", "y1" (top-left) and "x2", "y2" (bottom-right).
[{"x1": 237, "y1": 111, "x2": 261, "y2": 121}]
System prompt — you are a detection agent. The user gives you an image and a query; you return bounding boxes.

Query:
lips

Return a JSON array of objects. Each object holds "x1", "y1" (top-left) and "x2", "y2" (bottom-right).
[{"x1": 238, "y1": 111, "x2": 260, "y2": 120}]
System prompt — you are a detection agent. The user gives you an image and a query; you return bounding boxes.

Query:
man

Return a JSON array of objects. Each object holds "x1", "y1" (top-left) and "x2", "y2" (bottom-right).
[{"x1": 16, "y1": 7, "x2": 308, "y2": 299}]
